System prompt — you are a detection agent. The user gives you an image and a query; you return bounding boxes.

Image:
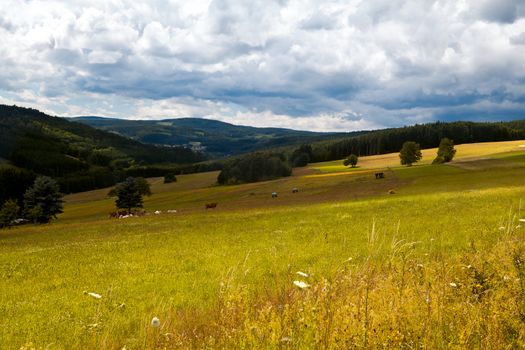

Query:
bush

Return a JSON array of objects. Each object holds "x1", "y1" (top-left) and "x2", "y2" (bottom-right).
[{"x1": 164, "y1": 173, "x2": 177, "y2": 183}]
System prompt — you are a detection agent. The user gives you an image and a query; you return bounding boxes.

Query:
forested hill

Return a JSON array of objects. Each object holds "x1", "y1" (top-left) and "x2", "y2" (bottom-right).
[
  {"x1": 309, "y1": 120, "x2": 525, "y2": 162},
  {"x1": 0, "y1": 105, "x2": 205, "y2": 193},
  {"x1": 71, "y1": 116, "x2": 352, "y2": 158}
]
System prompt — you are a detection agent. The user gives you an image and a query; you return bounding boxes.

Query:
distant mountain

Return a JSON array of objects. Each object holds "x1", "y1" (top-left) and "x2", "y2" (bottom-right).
[
  {"x1": 0, "y1": 105, "x2": 205, "y2": 192},
  {"x1": 71, "y1": 116, "x2": 355, "y2": 158}
]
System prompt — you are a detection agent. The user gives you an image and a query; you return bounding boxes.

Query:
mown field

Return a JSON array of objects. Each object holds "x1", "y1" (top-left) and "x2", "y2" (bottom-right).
[{"x1": 1, "y1": 140, "x2": 525, "y2": 349}]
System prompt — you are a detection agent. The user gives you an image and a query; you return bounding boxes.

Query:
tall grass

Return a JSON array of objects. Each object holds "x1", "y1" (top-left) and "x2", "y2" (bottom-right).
[{"x1": 154, "y1": 214, "x2": 525, "y2": 349}]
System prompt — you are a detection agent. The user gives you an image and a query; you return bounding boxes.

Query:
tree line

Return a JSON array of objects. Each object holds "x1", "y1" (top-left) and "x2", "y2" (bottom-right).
[
  {"x1": 308, "y1": 120, "x2": 525, "y2": 162},
  {"x1": 217, "y1": 120, "x2": 524, "y2": 185}
]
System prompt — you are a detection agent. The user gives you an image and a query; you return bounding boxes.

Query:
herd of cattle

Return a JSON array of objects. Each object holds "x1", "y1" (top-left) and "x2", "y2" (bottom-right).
[{"x1": 109, "y1": 172, "x2": 392, "y2": 218}]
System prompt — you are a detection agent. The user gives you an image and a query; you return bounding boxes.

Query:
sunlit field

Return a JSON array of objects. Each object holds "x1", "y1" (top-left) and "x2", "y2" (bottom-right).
[{"x1": 1, "y1": 140, "x2": 525, "y2": 349}]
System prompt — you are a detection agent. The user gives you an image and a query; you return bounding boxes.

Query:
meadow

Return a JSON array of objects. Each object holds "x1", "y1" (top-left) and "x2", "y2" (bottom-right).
[{"x1": 1, "y1": 140, "x2": 525, "y2": 349}]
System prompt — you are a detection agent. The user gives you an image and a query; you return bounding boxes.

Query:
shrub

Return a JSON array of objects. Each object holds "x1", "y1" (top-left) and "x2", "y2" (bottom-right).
[{"x1": 164, "y1": 173, "x2": 177, "y2": 183}]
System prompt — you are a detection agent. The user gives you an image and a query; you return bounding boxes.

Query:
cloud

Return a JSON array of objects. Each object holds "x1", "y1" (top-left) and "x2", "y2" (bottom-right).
[{"x1": 0, "y1": 0, "x2": 524, "y2": 132}]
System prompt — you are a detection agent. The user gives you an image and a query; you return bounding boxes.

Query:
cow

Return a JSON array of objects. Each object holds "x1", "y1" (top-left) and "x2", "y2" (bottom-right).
[
  {"x1": 375, "y1": 172, "x2": 385, "y2": 179},
  {"x1": 292, "y1": 187, "x2": 299, "y2": 193},
  {"x1": 271, "y1": 192, "x2": 278, "y2": 198},
  {"x1": 205, "y1": 203, "x2": 218, "y2": 209},
  {"x1": 388, "y1": 189, "x2": 396, "y2": 194}
]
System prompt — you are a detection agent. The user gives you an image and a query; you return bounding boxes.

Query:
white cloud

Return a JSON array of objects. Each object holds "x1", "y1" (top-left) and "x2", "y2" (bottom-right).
[{"x1": 0, "y1": 0, "x2": 524, "y2": 131}]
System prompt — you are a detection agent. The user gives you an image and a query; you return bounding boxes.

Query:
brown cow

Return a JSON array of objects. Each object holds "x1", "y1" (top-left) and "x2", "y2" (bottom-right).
[{"x1": 205, "y1": 203, "x2": 218, "y2": 209}]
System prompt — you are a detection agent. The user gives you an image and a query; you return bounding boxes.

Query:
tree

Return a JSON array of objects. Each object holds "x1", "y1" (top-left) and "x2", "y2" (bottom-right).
[
  {"x1": 433, "y1": 138, "x2": 456, "y2": 164},
  {"x1": 399, "y1": 141, "x2": 422, "y2": 166},
  {"x1": 0, "y1": 199, "x2": 20, "y2": 229},
  {"x1": 291, "y1": 144, "x2": 313, "y2": 166},
  {"x1": 135, "y1": 177, "x2": 152, "y2": 196},
  {"x1": 23, "y1": 176, "x2": 63, "y2": 223},
  {"x1": 292, "y1": 153, "x2": 310, "y2": 167},
  {"x1": 343, "y1": 154, "x2": 358, "y2": 167},
  {"x1": 115, "y1": 177, "x2": 144, "y2": 214}
]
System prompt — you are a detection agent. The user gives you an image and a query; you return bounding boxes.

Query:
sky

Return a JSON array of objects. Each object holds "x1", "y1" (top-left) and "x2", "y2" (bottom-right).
[{"x1": 0, "y1": 0, "x2": 524, "y2": 132}]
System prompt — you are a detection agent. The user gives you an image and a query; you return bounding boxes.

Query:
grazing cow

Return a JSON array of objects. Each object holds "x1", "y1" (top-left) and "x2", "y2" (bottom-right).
[
  {"x1": 167, "y1": 209, "x2": 177, "y2": 213},
  {"x1": 271, "y1": 192, "x2": 278, "y2": 198},
  {"x1": 205, "y1": 203, "x2": 218, "y2": 209},
  {"x1": 388, "y1": 189, "x2": 396, "y2": 194},
  {"x1": 109, "y1": 211, "x2": 118, "y2": 219},
  {"x1": 154, "y1": 210, "x2": 162, "y2": 215},
  {"x1": 375, "y1": 172, "x2": 385, "y2": 179},
  {"x1": 292, "y1": 187, "x2": 299, "y2": 193}
]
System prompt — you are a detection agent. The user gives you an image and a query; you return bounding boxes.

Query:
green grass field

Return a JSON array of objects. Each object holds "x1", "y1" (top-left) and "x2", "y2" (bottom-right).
[{"x1": 2, "y1": 140, "x2": 525, "y2": 349}]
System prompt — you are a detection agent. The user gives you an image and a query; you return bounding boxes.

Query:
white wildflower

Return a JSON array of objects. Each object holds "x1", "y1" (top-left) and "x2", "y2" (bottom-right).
[
  {"x1": 296, "y1": 271, "x2": 308, "y2": 277},
  {"x1": 87, "y1": 292, "x2": 102, "y2": 299},
  {"x1": 449, "y1": 282, "x2": 458, "y2": 288},
  {"x1": 504, "y1": 275, "x2": 511, "y2": 281},
  {"x1": 293, "y1": 280, "x2": 310, "y2": 289},
  {"x1": 151, "y1": 317, "x2": 161, "y2": 328}
]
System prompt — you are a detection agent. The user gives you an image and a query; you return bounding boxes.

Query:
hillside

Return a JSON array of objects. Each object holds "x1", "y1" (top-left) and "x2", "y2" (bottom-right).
[
  {"x1": 0, "y1": 105, "x2": 205, "y2": 193},
  {"x1": 71, "y1": 116, "x2": 352, "y2": 158},
  {"x1": 2, "y1": 140, "x2": 525, "y2": 348},
  {"x1": 308, "y1": 120, "x2": 525, "y2": 162}
]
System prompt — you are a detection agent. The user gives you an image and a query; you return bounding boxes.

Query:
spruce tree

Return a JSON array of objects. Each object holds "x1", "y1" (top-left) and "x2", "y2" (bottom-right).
[
  {"x1": 23, "y1": 176, "x2": 63, "y2": 223},
  {"x1": 115, "y1": 177, "x2": 144, "y2": 214}
]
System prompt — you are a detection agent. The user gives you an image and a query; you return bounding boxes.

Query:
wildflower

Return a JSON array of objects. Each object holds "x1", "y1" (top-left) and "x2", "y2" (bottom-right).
[
  {"x1": 151, "y1": 317, "x2": 161, "y2": 328},
  {"x1": 83, "y1": 291, "x2": 102, "y2": 299},
  {"x1": 503, "y1": 275, "x2": 511, "y2": 281},
  {"x1": 425, "y1": 296, "x2": 431, "y2": 303},
  {"x1": 293, "y1": 280, "x2": 310, "y2": 289},
  {"x1": 296, "y1": 271, "x2": 309, "y2": 277},
  {"x1": 449, "y1": 282, "x2": 458, "y2": 288}
]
